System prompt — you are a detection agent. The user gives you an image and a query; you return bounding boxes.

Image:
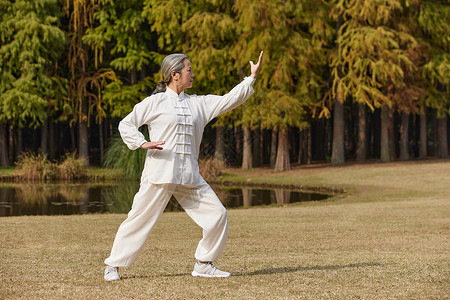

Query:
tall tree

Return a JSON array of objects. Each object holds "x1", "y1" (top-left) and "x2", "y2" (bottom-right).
[
  {"x1": 326, "y1": 0, "x2": 421, "y2": 163},
  {"x1": 233, "y1": 0, "x2": 323, "y2": 171},
  {"x1": 417, "y1": 1, "x2": 450, "y2": 158},
  {"x1": 83, "y1": 0, "x2": 157, "y2": 162},
  {"x1": 180, "y1": 0, "x2": 238, "y2": 163},
  {"x1": 86, "y1": 0, "x2": 157, "y2": 117},
  {"x1": 62, "y1": 0, "x2": 115, "y2": 164},
  {"x1": 0, "y1": 0, "x2": 66, "y2": 165}
]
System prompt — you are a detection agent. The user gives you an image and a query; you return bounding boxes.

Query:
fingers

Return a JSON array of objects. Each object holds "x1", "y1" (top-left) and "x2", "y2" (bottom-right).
[
  {"x1": 152, "y1": 141, "x2": 165, "y2": 150},
  {"x1": 258, "y1": 51, "x2": 263, "y2": 64},
  {"x1": 141, "y1": 141, "x2": 165, "y2": 150}
]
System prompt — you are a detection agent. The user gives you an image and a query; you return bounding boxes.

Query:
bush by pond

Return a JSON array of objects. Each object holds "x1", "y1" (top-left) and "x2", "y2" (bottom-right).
[{"x1": 15, "y1": 153, "x2": 87, "y2": 182}]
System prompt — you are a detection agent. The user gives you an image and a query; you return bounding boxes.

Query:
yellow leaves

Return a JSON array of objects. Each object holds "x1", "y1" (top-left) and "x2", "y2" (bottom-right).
[
  {"x1": 182, "y1": 12, "x2": 235, "y2": 49},
  {"x1": 332, "y1": 0, "x2": 402, "y2": 26}
]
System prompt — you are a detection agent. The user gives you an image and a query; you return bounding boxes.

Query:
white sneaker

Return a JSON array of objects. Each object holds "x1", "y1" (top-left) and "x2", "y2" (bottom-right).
[
  {"x1": 191, "y1": 261, "x2": 231, "y2": 278},
  {"x1": 104, "y1": 266, "x2": 120, "y2": 281}
]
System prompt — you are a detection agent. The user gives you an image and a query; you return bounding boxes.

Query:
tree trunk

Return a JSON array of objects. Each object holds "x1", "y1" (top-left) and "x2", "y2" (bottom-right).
[
  {"x1": 214, "y1": 126, "x2": 225, "y2": 161},
  {"x1": 99, "y1": 121, "x2": 104, "y2": 164},
  {"x1": 0, "y1": 123, "x2": 9, "y2": 166},
  {"x1": 49, "y1": 121, "x2": 55, "y2": 159},
  {"x1": 17, "y1": 128, "x2": 22, "y2": 157},
  {"x1": 275, "y1": 128, "x2": 290, "y2": 171},
  {"x1": 234, "y1": 126, "x2": 241, "y2": 160},
  {"x1": 388, "y1": 109, "x2": 396, "y2": 160},
  {"x1": 8, "y1": 125, "x2": 14, "y2": 162},
  {"x1": 419, "y1": 112, "x2": 427, "y2": 159},
  {"x1": 399, "y1": 112, "x2": 409, "y2": 161},
  {"x1": 79, "y1": 121, "x2": 89, "y2": 163},
  {"x1": 437, "y1": 115, "x2": 448, "y2": 158},
  {"x1": 70, "y1": 125, "x2": 76, "y2": 151},
  {"x1": 79, "y1": 99, "x2": 89, "y2": 163},
  {"x1": 306, "y1": 126, "x2": 311, "y2": 164},
  {"x1": 298, "y1": 129, "x2": 303, "y2": 164},
  {"x1": 332, "y1": 100, "x2": 345, "y2": 165},
  {"x1": 40, "y1": 120, "x2": 48, "y2": 156},
  {"x1": 253, "y1": 127, "x2": 262, "y2": 167},
  {"x1": 380, "y1": 107, "x2": 390, "y2": 162},
  {"x1": 356, "y1": 103, "x2": 367, "y2": 162},
  {"x1": 131, "y1": 67, "x2": 137, "y2": 85},
  {"x1": 270, "y1": 129, "x2": 277, "y2": 168},
  {"x1": 298, "y1": 127, "x2": 311, "y2": 164},
  {"x1": 242, "y1": 127, "x2": 252, "y2": 169}
]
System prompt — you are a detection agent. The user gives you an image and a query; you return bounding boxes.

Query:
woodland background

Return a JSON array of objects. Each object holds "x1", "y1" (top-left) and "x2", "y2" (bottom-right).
[{"x1": 0, "y1": 0, "x2": 449, "y2": 171}]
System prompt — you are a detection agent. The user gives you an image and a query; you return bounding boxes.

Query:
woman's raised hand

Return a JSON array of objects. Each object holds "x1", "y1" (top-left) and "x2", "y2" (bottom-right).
[
  {"x1": 250, "y1": 51, "x2": 264, "y2": 79},
  {"x1": 140, "y1": 141, "x2": 165, "y2": 150}
]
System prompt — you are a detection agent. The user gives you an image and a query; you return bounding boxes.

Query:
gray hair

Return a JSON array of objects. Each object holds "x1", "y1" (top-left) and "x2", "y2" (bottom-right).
[{"x1": 152, "y1": 53, "x2": 188, "y2": 95}]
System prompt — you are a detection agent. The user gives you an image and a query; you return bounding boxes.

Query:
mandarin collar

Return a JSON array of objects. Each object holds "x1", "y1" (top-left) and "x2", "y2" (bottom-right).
[{"x1": 165, "y1": 87, "x2": 185, "y2": 101}]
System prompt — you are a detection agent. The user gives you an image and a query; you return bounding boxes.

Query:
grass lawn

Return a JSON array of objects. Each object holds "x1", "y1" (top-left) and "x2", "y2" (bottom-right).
[{"x1": 1, "y1": 159, "x2": 449, "y2": 299}]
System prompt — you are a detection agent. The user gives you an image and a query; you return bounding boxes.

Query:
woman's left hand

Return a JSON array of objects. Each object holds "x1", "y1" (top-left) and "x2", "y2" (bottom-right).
[{"x1": 250, "y1": 51, "x2": 264, "y2": 79}]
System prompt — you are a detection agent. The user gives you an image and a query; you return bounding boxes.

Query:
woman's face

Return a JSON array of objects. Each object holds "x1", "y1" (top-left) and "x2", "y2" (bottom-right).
[{"x1": 177, "y1": 59, "x2": 194, "y2": 90}]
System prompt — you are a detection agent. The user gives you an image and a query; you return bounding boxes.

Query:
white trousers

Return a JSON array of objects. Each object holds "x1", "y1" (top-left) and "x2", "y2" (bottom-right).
[{"x1": 104, "y1": 182, "x2": 228, "y2": 267}]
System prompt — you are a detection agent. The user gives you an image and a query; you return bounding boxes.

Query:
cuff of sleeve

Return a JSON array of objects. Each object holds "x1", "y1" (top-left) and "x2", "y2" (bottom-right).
[
  {"x1": 243, "y1": 76, "x2": 256, "y2": 86},
  {"x1": 136, "y1": 139, "x2": 147, "y2": 149}
]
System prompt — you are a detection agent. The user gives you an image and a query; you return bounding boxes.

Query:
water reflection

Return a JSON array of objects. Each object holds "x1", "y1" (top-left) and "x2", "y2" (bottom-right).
[{"x1": 0, "y1": 183, "x2": 330, "y2": 217}]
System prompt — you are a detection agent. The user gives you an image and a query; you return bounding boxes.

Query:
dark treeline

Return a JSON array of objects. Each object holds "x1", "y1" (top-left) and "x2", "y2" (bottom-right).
[{"x1": 1, "y1": 0, "x2": 449, "y2": 169}]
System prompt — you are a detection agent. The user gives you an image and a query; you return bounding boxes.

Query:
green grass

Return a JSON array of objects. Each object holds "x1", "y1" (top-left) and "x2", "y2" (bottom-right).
[
  {"x1": 1, "y1": 160, "x2": 449, "y2": 299},
  {"x1": 0, "y1": 166, "x2": 15, "y2": 176}
]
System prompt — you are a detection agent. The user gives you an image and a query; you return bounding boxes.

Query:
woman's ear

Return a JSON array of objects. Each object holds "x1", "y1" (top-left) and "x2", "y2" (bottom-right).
[{"x1": 171, "y1": 71, "x2": 179, "y2": 81}]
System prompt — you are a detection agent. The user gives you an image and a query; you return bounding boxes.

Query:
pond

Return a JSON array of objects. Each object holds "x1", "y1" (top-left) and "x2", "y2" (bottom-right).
[{"x1": 0, "y1": 182, "x2": 331, "y2": 217}]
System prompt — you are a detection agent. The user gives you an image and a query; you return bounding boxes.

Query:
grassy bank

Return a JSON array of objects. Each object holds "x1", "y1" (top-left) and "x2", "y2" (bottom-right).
[
  {"x1": 1, "y1": 160, "x2": 449, "y2": 299},
  {"x1": 0, "y1": 166, "x2": 124, "y2": 183}
]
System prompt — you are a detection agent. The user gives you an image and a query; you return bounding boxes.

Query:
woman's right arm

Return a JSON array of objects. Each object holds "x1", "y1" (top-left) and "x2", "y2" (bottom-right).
[{"x1": 118, "y1": 98, "x2": 152, "y2": 150}]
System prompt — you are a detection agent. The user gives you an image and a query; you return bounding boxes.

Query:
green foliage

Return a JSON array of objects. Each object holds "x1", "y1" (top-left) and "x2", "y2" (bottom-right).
[
  {"x1": 103, "y1": 135, "x2": 147, "y2": 179},
  {"x1": 229, "y1": 0, "x2": 322, "y2": 130},
  {"x1": 182, "y1": 2, "x2": 238, "y2": 95},
  {"x1": 321, "y1": 0, "x2": 423, "y2": 117},
  {"x1": 62, "y1": 0, "x2": 117, "y2": 126},
  {"x1": 142, "y1": 0, "x2": 187, "y2": 53},
  {"x1": 0, "y1": 0, "x2": 66, "y2": 128},
  {"x1": 2, "y1": 0, "x2": 450, "y2": 164},
  {"x1": 102, "y1": 78, "x2": 155, "y2": 118},
  {"x1": 417, "y1": 1, "x2": 450, "y2": 116},
  {"x1": 83, "y1": 0, "x2": 160, "y2": 119}
]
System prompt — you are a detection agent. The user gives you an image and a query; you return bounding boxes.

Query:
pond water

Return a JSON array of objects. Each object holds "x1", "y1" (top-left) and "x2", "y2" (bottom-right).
[{"x1": 0, "y1": 182, "x2": 331, "y2": 217}]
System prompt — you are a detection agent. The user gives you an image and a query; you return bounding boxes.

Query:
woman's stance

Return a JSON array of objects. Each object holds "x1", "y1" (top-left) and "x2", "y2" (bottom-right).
[{"x1": 104, "y1": 51, "x2": 263, "y2": 280}]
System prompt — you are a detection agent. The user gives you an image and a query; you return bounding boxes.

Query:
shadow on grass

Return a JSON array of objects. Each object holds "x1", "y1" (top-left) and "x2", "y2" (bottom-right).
[
  {"x1": 234, "y1": 262, "x2": 385, "y2": 276},
  {"x1": 121, "y1": 262, "x2": 385, "y2": 279}
]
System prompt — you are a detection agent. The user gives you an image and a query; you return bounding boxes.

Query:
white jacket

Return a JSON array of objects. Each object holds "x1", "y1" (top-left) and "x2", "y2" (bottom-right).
[{"x1": 118, "y1": 76, "x2": 255, "y2": 186}]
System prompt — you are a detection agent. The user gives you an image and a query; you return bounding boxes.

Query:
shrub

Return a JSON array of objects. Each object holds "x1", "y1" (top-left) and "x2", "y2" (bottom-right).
[
  {"x1": 57, "y1": 153, "x2": 88, "y2": 181},
  {"x1": 16, "y1": 153, "x2": 57, "y2": 181},
  {"x1": 103, "y1": 135, "x2": 146, "y2": 179},
  {"x1": 198, "y1": 157, "x2": 226, "y2": 181}
]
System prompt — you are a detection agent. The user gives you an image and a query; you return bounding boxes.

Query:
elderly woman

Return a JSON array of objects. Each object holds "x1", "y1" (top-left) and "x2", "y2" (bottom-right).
[{"x1": 104, "y1": 51, "x2": 263, "y2": 280}]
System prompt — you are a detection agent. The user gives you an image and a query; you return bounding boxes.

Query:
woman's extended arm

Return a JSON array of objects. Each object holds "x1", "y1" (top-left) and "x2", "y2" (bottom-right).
[{"x1": 201, "y1": 51, "x2": 264, "y2": 124}]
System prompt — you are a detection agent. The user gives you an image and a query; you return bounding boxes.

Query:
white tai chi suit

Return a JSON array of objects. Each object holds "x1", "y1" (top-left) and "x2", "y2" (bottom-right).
[{"x1": 104, "y1": 76, "x2": 255, "y2": 267}]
